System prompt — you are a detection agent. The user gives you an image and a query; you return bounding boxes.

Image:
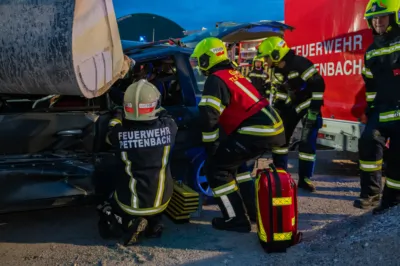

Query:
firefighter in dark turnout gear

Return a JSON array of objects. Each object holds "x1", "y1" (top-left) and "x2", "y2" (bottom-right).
[
  {"x1": 257, "y1": 36, "x2": 325, "y2": 192},
  {"x1": 247, "y1": 57, "x2": 268, "y2": 94},
  {"x1": 190, "y1": 37, "x2": 285, "y2": 232},
  {"x1": 97, "y1": 79, "x2": 178, "y2": 245},
  {"x1": 354, "y1": 0, "x2": 400, "y2": 214}
]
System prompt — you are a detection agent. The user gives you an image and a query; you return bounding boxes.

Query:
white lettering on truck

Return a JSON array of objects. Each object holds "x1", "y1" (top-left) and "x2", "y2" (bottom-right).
[
  {"x1": 315, "y1": 59, "x2": 363, "y2": 76},
  {"x1": 293, "y1": 35, "x2": 363, "y2": 56},
  {"x1": 292, "y1": 34, "x2": 363, "y2": 76}
]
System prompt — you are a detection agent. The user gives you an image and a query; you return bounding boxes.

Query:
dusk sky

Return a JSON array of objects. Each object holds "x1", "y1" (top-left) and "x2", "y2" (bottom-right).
[{"x1": 112, "y1": 0, "x2": 284, "y2": 31}]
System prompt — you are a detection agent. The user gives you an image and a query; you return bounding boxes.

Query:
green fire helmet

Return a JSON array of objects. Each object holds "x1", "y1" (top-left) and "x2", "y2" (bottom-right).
[
  {"x1": 364, "y1": 0, "x2": 400, "y2": 28},
  {"x1": 252, "y1": 56, "x2": 265, "y2": 67},
  {"x1": 256, "y1": 36, "x2": 290, "y2": 64},
  {"x1": 123, "y1": 79, "x2": 161, "y2": 121},
  {"x1": 190, "y1": 37, "x2": 229, "y2": 72}
]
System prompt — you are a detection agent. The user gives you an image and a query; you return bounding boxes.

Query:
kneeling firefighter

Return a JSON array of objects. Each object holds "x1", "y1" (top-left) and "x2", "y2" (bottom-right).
[
  {"x1": 257, "y1": 36, "x2": 325, "y2": 192},
  {"x1": 190, "y1": 37, "x2": 285, "y2": 232},
  {"x1": 97, "y1": 79, "x2": 178, "y2": 245}
]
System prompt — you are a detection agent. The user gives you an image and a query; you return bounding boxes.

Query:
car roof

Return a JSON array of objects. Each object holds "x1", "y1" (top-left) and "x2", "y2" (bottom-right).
[{"x1": 122, "y1": 41, "x2": 193, "y2": 62}]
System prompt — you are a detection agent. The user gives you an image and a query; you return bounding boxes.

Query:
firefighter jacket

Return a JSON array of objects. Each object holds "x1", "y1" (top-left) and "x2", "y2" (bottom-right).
[
  {"x1": 247, "y1": 68, "x2": 268, "y2": 93},
  {"x1": 362, "y1": 26, "x2": 400, "y2": 121},
  {"x1": 106, "y1": 110, "x2": 178, "y2": 216},
  {"x1": 272, "y1": 50, "x2": 325, "y2": 114},
  {"x1": 198, "y1": 64, "x2": 283, "y2": 157}
]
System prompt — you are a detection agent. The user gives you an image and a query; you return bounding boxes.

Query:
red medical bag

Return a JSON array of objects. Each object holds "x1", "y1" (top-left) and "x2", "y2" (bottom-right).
[{"x1": 255, "y1": 164, "x2": 302, "y2": 253}]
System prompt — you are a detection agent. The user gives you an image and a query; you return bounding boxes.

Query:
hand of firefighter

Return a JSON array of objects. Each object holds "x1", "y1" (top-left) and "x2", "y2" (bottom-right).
[
  {"x1": 306, "y1": 110, "x2": 318, "y2": 122},
  {"x1": 359, "y1": 113, "x2": 368, "y2": 124},
  {"x1": 112, "y1": 106, "x2": 124, "y2": 121},
  {"x1": 301, "y1": 110, "x2": 319, "y2": 142}
]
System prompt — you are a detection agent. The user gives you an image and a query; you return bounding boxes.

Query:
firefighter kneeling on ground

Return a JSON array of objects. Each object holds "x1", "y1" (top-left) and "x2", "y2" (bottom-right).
[
  {"x1": 190, "y1": 37, "x2": 285, "y2": 232},
  {"x1": 97, "y1": 79, "x2": 178, "y2": 245},
  {"x1": 355, "y1": 0, "x2": 400, "y2": 214},
  {"x1": 257, "y1": 36, "x2": 325, "y2": 192},
  {"x1": 247, "y1": 56, "x2": 268, "y2": 95}
]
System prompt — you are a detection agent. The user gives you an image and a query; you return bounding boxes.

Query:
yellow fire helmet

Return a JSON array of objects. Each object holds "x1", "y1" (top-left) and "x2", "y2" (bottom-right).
[
  {"x1": 257, "y1": 36, "x2": 290, "y2": 65},
  {"x1": 364, "y1": 0, "x2": 400, "y2": 28},
  {"x1": 190, "y1": 37, "x2": 229, "y2": 72},
  {"x1": 252, "y1": 56, "x2": 265, "y2": 68}
]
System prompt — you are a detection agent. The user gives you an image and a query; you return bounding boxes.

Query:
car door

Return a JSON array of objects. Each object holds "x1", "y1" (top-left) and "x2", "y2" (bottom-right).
[
  {"x1": 180, "y1": 21, "x2": 294, "y2": 48},
  {"x1": 0, "y1": 96, "x2": 103, "y2": 155},
  {"x1": 162, "y1": 52, "x2": 202, "y2": 153}
]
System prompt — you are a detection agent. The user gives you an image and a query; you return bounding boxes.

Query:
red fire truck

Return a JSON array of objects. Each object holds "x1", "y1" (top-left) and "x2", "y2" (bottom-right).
[{"x1": 284, "y1": 0, "x2": 373, "y2": 153}]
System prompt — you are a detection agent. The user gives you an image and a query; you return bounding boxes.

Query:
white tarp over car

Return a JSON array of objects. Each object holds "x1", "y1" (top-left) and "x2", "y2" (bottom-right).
[{"x1": 0, "y1": 0, "x2": 130, "y2": 98}]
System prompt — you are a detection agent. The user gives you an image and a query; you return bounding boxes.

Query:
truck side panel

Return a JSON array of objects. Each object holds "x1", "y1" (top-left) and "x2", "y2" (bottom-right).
[
  {"x1": 284, "y1": 0, "x2": 373, "y2": 152},
  {"x1": 284, "y1": 0, "x2": 372, "y2": 121}
]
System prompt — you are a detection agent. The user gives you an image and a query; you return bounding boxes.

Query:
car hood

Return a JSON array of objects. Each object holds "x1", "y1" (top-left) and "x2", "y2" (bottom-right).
[
  {"x1": 180, "y1": 21, "x2": 294, "y2": 48},
  {"x1": 121, "y1": 40, "x2": 147, "y2": 50}
]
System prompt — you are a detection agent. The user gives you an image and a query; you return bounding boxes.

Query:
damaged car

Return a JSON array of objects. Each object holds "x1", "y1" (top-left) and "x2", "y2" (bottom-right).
[{"x1": 0, "y1": 8, "x2": 293, "y2": 212}]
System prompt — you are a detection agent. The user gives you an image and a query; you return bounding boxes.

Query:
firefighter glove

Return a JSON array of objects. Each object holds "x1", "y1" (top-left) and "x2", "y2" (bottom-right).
[{"x1": 306, "y1": 110, "x2": 318, "y2": 121}]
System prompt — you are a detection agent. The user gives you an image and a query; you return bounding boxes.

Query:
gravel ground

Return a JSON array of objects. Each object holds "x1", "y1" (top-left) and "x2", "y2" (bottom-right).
[{"x1": 0, "y1": 153, "x2": 399, "y2": 266}]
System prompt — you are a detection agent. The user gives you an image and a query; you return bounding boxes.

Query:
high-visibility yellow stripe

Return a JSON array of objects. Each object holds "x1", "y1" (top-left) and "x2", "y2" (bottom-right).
[
  {"x1": 366, "y1": 43, "x2": 400, "y2": 60},
  {"x1": 359, "y1": 159, "x2": 383, "y2": 172},
  {"x1": 199, "y1": 95, "x2": 225, "y2": 114},
  {"x1": 234, "y1": 80, "x2": 277, "y2": 124},
  {"x1": 273, "y1": 232, "x2": 292, "y2": 241},
  {"x1": 272, "y1": 147, "x2": 289, "y2": 154},
  {"x1": 236, "y1": 171, "x2": 253, "y2": 183},
  {"x1": 212, "y1": 180, "x2": 238, "y2": 197},
  {"x1": 288, "y1": 71, "x2": 299, "y2": 79},
  {"x1": 301, "y1": 66, "x2": 318, "y2": 81},
  {"x1": 272, "y1": 197, "x2": 292, "y2": 206},
  {"x1": 121, "y1": 151, "x2": 138, "y2": 208},
  {"x1": 114, "y1": 191, "x2": 170, "y2": 216},
  {"x1": 237, "y1": 122, "x2": 284, "y2": 136},
  {"x1": 295, "y1": 99, "x2": 311, "y2": 113},
  {"x1": 154, "y1": 145, "x2": 171, "y2": 207},
  {"x1": 249, "y1": 73, "x2": 267, "y2": 78},
  {"x1": 362, "y1": 66, "x2": 373, "y2": 78},
  {"x1": 386, "y1": 177, "x2": 400, "y2": 190},
  {"x1": 202, "y1": 128, "x2": 219, "y2": 142},
  {"x1": 379, "y1": 110, "x2": 400, "y2": 122},
  {"x1": 312, "y1": 92, "x2": 323, "y2": 100},
  {"x1": 255, "y1": 175, "x2": 267, "y2": 242},
  {"x1": 366, "y1": 92, "x2": 376, "y2": 102},
  {"x1": 275, "y1": 92, "x2": 288, "y2": 100},
  {"x1": 108, "y1": 118, "x2": 122, "y2": 127},
  {"x1": 299, "y1": 152, "x2": 316, "y2": 162}
]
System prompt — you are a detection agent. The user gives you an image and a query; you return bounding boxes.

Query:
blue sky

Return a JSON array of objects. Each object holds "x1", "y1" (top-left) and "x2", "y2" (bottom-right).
[{"x1": 113, "y1": 0, "x2": 284, "y2": 30}]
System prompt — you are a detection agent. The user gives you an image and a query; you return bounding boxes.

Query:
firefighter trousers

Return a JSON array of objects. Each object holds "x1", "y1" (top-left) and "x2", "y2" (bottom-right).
[
  {"x1": 358, "y1": 110, "x2": 400, "y2": 204},
  {"x1": 205, "y1": 131, "x2": 284, "y2": 220},
  {"x1": 272, "y1": 105, "x2": 321, "y2": 180}
]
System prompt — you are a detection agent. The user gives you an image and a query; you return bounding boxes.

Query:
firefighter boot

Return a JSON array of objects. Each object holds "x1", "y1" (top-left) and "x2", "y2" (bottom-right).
[
  {"x1": 353, "y1": 194, "x2": 380, "y2": 209},
  {"x1": 372, "y1": 186, "x2": 400, "y2": 215},
  {"x1": 212, "y1": 191, "x2": 251, "y2": 233},
  {"x1": 145, "y1": 215, "x2": 164, "y2": 238},
  {"x1": 97, "y1": 202, "x2": 123, "y2": 239},
  {"x1": 298, "y1": 177, "x2": 316, "y2": 192},
  {"x1": 123, "y1": 217, "x2": 148, "y2": 246}
]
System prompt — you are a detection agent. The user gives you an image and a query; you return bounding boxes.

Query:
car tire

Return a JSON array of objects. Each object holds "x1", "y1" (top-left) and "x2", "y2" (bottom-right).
[{"x1": 187, "y1": 152, "x2": 215, "y2": 205}]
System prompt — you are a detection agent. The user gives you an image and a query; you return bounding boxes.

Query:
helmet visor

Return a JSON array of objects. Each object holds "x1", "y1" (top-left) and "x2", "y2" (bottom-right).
[{"x1": 365, "y1": 11, "x2": 395, "y2": 20}]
